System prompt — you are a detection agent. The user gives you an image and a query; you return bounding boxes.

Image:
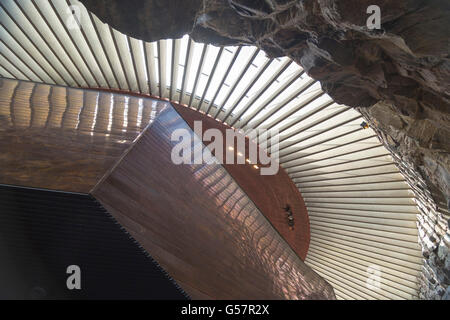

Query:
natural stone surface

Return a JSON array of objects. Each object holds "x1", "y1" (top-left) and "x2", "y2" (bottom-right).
[
  {"x1": 372, "y1": 114, "x2": 449, "y2": 299},
  {"x1": 80, "y1": 0, "x2": 450, "y2": 299},
  {"x1": 358, "y1": 101, "x2": 449, "y2": 214}
]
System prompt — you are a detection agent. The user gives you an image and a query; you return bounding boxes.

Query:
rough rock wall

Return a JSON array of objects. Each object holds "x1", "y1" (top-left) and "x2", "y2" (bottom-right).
[
  {"x1": 360, "y1": 102, "x2": 449, "y2": 299},
  {"x1": 80, "y1": 0, "x2": 450, "y2": 299}
]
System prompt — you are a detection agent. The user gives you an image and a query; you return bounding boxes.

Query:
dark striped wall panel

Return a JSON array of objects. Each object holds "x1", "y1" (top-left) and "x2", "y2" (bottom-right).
[
  {"x1": 92, "y1": 104, "x2": 335, "y2": 300},
  {"x1": 0, "y1": 184, "x2": 187, "y2": 299}
]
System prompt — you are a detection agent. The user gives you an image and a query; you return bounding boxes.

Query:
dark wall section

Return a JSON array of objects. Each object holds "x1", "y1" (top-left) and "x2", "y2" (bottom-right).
[{"x1": 0, "y1": 184, "x2": 187, "y2": 300}]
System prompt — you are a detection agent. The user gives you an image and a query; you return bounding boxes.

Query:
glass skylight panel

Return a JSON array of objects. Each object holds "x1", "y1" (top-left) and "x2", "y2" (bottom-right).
[
  {"x1": 0, "y1": 44, "x2": 29, "y2": 81},
  {"x1": 138, "y1": 40, "x2": 148, "y2": 84},
  {"x1": 52, "y1": 0, "x2": 104, "y2": 86},
  {"x1": 279, "y1": 62, "x2": 302, "y2": 81},
  {"x1": 232, "y1": 95, "x2": 250, "y2": 115},
  {"x1": 194, "y1": 45, "x2": 219, "y2": 102},
  {"x1": 270, "y1": 76, "x2": 306, "y2": 107},
  {"x1": 152, "y1": 41, "x2": 158, "y2": 58},
  {"x1": 176, "y1": 35, "x2": 189, "y2": 92},
  {"x1": 202, "y1": 45, "x2": 237, "y2": 104},
  {"x1": 15, "y1": 0, "x2": 86, "y2": 87},
  {"x1": 185, "y1": 42, "x2": 205, "y2": 96},
  {"x1": 165, "y1": 39, "x2": 173, "y2": 88},
  {"x1": 222, "y1": 49, "x2": 267, "y2": 112},
  {"x1": 237, "y1": 62, "x2": 302, "y2": 122},
  {"x1": 246, "y1": 77, "x2": 307, "y2": 129},
  {"x1": 217, "y1": 46, "x2": 258, "y2": 108},
  {"x1": 148, "y1": 41, "x2": 159, "y2": 88},
  {"x1": 179, "y1": 35, "x2": 189, "y2": 61},
  {"x1": 202, "y1": 45, "x2": 219, "y2": 76},
  {"x1": 115, "y1": 33, "x2": 137, "y2": 92},
  {"x1": 275, "y1": 96, "x2": 336, "y2": 133},
  {"x1": 142, "y1": 41, "x2": 158, "y2": 94},
  {"x1": 240, "y1": 52, "x2": 274, "y2": 98},
  {"x1": 0, "y1": 64, "x2": 12, "y2": 78},
  {"x1": 176, "y1": 66, "x2": 184, "y2": 94},
  {"x1": 157, "y1": 39, "x2": 168, "y2": 96},
  {"x1": 152, "y1": 43, "x2": 159, "y2": 91},
  {"x1": 267, "y1": 93, "x2": 333, "y2": 134},
  {"x1": 222, "y1": 47, "x2": 252, "y2": 87},
  {"x1": 36, "y1": 0, "x2": 96, "y2": 87},
  {"x1": 280, "y1": 108, "x2": 358, "y2": 147}
]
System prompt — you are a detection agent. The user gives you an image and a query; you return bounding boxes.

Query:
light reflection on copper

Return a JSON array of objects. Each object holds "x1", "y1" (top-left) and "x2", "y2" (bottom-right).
[
  {"x1": 182, "y1": 128, "x2": 334, "y2": 299},
  {"x1": 0, "y1": 78, "x2": 169, "y2": 192}
]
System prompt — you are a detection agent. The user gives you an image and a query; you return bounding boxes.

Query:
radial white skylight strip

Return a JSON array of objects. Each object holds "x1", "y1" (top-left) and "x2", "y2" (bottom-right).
[
  {"x1": 221, "y1": 56, "x2": 273, "y2": 123},
  {"x1": 129, "y1": 37, "x2": 146, "y2": 94},
  {"x1": 35, "y1": 0, "x2": 95, "y2": 87},
  {"x1": 282, "y1": 134, "x2": 380, "y2": 166},
  {"x1": 205, "y1": 46, "x2": 241, "y2": 114},
  {"x1": 307, "y1": 245, "x2": 418, "y2": 288},
  {"x1": 0, "y1": 37, "x2": 41, "y2": 82},
  {"x1": 311, "y1": 251, "x2": 415, "y2": 295},
  {"x1": 86, "y1": 12, "x2": 120, "y2": 89},
  {"x1": 109, "y1": 26, "x2": 133, "y2": 91},
  {"x1": 306, "y1": 254, "x2": 413, "y2": 300},
  {"x1": 266, "y1": 93, "x2": 330, "y2": 130},
  {"x1": 165, "y1": 39, "x2": 173, "y2": 92},
  {"x1": 244, "y1": 77, "x2": 315, "y2": 130},
  {"x1": 143, "y1": 41, "x2": 158, "y2": 95},
  {"x1": 18, "y1": 0, "x2": 78, "y2": 83},
  {"x1": 212, "y1": 47, "x2": 260, "y2": 119},
  {"x1": 280, "y1": 118, "x2": 366, "y2": 159},
  {"x1": 51, "y1": 0, "x2": 106, "y2": 87},
  {"x1": 200, "y1": 47, "x2": 235, "y2": 106},
  {"x1": 236, "y1": 61, "x2": 300, "y2": 120},
  {"x1": 187, "y1": 43, "x2": 208, "y2": 108},
  {"x1": 0, "y1": 13, "x2": 63, "y2": 84},
  {"x1": 307, "y1": 251, "x2": 418, "y2": 299},
  {"x1": 4, "y1": 0, "x2": 81, "y2": 86},
  {"x1": 115, "y1": 33, "x2": 138, "y2": 92},
  {"x1": 157, "y1": 39, "x2": 174, "y2": 98},
  {"x1": 230, "y1": 59, "x2": 294, "y2": 127},
  {"x1": 69, "y1": 0, "x2": 114, "y2": 88},
  {"x1": 179, "y1": 37, "x2": 193, "y2": 104},
  {"x1": 279, "y1": 110, "x2": 360, "y2": 151},
  {"x1": 197, "y1": 46, "x2": 223, "y2": 111},
  {"x1": 0, "y1": 25, "x2": 54, "y2": 83},
  {"x1": 175, "y1": 35, "x2": 188, "y2": 93},
  {"x1": 0, "y1": 64, "x2": 13, "y2": 78},
  {"x1": 0, "y1": 49, "x2": 28, "y2": 81},
  {"x1": 263, "y1": 103, "x2": 351, "y2": 150},
  {"x1": 282, "y1": 141, "x2": 385, "y2": 170},
  {"x1": 93, "y1": 17, "x2": 126, "y2": 89},
  {"x1": 170, "y1": 38, "x2": 181, "y2": 101},
  {"x1": 185, "y1": 42, "x2": 204, "y2": 99}
]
